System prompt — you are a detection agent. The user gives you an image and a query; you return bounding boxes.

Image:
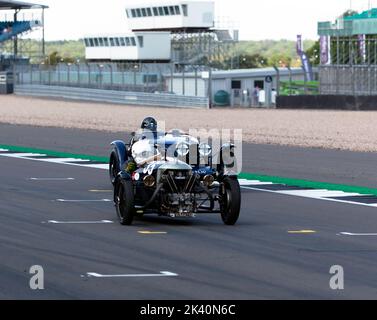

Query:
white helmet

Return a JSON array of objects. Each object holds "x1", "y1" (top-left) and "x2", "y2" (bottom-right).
[{"x1": 132, "y1": 140, "x2": 161, "y2": 166}]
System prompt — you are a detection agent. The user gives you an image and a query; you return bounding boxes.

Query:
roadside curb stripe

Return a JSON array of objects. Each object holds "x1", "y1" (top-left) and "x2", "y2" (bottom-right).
[
  {"x1": 239, "y1": 172, "x2": 377, "y2": 197},
  {"x1": 241, "y1": 185, "x2": 377, "y2": 208},
  {"x1": 0, "y1": 147, "x2": 108, "y2": 170},
  {"x1": 2, "y1": 144, "x2": 377, "y2": 208},
  {"x1": 0, "y1": 144, "x2": 107, "y2": 162}
]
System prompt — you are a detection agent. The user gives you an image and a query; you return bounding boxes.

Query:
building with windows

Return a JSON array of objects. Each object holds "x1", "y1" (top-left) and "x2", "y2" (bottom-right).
[
  {"x1": 83, "y1": 1, "x2": 235, "y2": 65},
  {"x1": 84, "y1": 32, "x2": 171, "y2": 62},
  {"x1": 125, "y1": 1, "x2": 214, "y2": 31}
]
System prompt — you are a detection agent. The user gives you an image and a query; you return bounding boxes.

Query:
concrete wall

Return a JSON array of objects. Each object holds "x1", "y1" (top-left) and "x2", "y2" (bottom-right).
[{"x1": 277, "y1": 95, "x2": 377, "y2": 110}]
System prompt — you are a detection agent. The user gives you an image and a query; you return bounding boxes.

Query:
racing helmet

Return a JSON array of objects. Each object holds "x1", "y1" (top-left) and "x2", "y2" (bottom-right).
[
  {"x1": 141, "y1": 117, "x2": 158, "y2": 132},
  {"x1": 132, "y1": 139, "x2": 161, "y2": 166}
]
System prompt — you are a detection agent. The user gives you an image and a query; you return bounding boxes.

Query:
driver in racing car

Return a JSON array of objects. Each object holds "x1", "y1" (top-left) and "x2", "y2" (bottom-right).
[
  {"x1": 134, "y1": 117, "x2": 159, "y2": 142},
  {"x1": 125, "y1": 117, "x2": 162, "y2": 173}
]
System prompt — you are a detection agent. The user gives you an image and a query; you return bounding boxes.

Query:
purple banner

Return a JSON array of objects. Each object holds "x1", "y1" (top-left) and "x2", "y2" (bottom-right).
[
  {"x1": 358, "y1": 34, "x2": 366, "y2": 62},
  {"x1": 297, "y1": 34, "x2": 313, "y2": 81},
  {"x1": 296, "y1": 35, "x2": 303, "y2": 54},
  {"x1": 320, "y1": 35, "x2": 329, "y2": 65}
]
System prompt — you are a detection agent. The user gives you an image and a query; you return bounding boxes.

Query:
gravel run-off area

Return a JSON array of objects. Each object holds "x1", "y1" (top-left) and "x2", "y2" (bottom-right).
[{"x1": 1, "y1": 95, "x2": 377, "y2": 152}]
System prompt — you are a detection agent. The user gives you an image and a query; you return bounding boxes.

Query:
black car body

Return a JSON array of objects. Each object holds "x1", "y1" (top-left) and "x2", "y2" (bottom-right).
[{"x1": 109, "y1": 128, "x2": 241, "y2": 225}]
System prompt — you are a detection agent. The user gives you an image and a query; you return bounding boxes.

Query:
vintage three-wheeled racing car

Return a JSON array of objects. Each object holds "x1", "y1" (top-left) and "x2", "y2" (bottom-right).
[{"x1": 109, "y1": 117, "x2": 241, "y2": 226}]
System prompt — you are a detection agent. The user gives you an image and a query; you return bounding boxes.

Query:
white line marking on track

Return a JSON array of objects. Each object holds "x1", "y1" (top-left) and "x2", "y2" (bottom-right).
[
  {"x1": 1, "y1": 153, "x2": 47, "y2": 157},
  {"x1": 241, "y1": 186, "x2": 377, "y2": 208},
  {"x1": 238, "y1": 179, "x2": 274, "y2": 186},
  {"x1": 84, "y1": 271, "x2": 178, "y2": 278},
  {"x1": 55, "y1": 199, "x2": 112, "y2": 202},
  {"x1": 339, "y1": 232, "x2": 377, "y2": 236},
  {"x1": 37, "y1": 158, "x2": 90, "y2": 163},
  {"x1": 30, "y1": 177, "x2": 75, "y2": 181},
  {"x1": 278, "y1": 189, "x2": 362, "y2": 198},
  {"x1": 45, "y1": 220, "x2": 114, "y2": 224},
  {"x1": 0, "y1": 153, "x2": 108, "y2": 171},
  {"x1": 81, "y1": 164, "x2": 109, "y2": 170}
]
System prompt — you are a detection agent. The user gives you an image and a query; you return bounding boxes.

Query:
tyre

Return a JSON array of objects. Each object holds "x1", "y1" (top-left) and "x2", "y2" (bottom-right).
[
  {"x1": 109, "y1": 152, "x2": 119, "y2": 186},
  {"x1": 220, "y1": 177, "x2": 241, "y2": 225},
  {"x1": 115, "y1": 179, "x2": 135, "y2": 225}
]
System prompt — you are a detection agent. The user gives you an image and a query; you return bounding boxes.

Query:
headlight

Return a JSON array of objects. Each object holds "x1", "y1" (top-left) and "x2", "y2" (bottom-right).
[
  {"x1": 199, "y1": 143, "x2": 212, "y2": 157},
  {"x1": 143, "y1": 175, "x2": 156, "y2": 187},
  {"x1": 203, "y1": 175, "x2": 215, "y2": 187},
  {"x1": 176, "y1": 143, "x2": 190, "y2": 157}
]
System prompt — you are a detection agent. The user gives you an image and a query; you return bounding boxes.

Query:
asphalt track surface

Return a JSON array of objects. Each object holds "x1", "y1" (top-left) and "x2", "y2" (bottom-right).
[{"x1": 2, "y1": 124, "x2": 377, "y2": 299}]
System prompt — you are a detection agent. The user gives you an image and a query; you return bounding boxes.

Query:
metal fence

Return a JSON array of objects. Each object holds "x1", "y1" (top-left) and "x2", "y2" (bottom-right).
[
  {"x1": 14, "y1": 84, "x2": 209, "y2": 108},
  {"x1": 319, "y1": 65, "x2": 377, "y2": 95},
  {"x1": 14, "y1": 63, "x2": 168, "y2": 93},
  {"x1": 318, "y1": 37, "x2": 377, "y2": 95},
  {"x1": 13, "y1": 63, "x2": 207, "y2": 96},
  {"x1": 329, "y1": 37, "x2": 377, "y2": 66}
]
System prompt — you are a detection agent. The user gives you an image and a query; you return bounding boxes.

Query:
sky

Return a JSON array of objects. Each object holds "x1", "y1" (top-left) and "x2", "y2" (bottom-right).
[{"x1": 5, "y1": 0, "x2": 377, "y2": 41}]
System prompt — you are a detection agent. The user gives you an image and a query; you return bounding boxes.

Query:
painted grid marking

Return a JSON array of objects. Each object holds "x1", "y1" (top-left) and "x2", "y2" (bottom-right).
[
  {"x1": 56, "y1": 199, "x2": 112, "y2": 202},
  {"x1": 30, "y1": 177, "x2": 75, "y2": 181},
  {"x1": 84, "y1": 271, "x2": 178, "y2": 278},
  {"x1": 45, "y1": 220, "x2": 114, "y2": 224}
]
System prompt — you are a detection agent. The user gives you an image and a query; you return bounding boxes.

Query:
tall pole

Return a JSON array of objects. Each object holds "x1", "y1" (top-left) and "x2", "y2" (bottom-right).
[
  {"x1": 13, "y1": 9, "x2": 19, "y2": 59},
  {"x1": 208, "y1": 34, "x2": 213, "y2": 109},
  {"x1": 42, "y1": 7, "x2": 45, "y2": 58}
]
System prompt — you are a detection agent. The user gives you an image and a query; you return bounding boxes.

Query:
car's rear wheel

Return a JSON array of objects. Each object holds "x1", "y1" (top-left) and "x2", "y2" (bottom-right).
[
  {"x1": 115, "y1": 180, "x2": 135, "y2": 225},
  {"x1": 109, "y1": 152, "x2": 119, "y2": 186},
  {"x1": 220, "y1": 177, "x2": 241, "y2": 225}
]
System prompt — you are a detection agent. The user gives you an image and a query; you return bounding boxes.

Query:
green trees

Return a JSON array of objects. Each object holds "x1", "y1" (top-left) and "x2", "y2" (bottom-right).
[
  {"x1": 44, "y1": 51, "x2": 76, "y2": 65},
  {"x1": 306, "y1": 41, "x2": 320, "y2": 66},
  {"x1": 239, "y1": 53, "x2": 268, "y2": 68}
]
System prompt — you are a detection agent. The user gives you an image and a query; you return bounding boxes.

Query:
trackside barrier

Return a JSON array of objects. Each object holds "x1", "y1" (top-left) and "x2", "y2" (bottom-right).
[{"x1": 14, "y1": 85, "x2": 209, "y2": 109}]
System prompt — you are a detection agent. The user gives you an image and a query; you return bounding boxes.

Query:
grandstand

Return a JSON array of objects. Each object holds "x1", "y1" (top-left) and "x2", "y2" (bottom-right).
[
  {"x1": 0, "y1": 0, "x2": 47, "y2": 66},
  {"x1": 0, "y1": 20, "x2": 41, "y2": 42}
]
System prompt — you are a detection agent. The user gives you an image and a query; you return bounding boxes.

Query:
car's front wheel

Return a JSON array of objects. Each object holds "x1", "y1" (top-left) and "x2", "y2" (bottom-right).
[
  {"x1": 220, "y1": 177, "x2": 241, "y2": 225},
  {"x1": 115, "y1": 179, "x2": 135, "y2": 225},
  {"x1": 109, "y1": 152, "x2": 119, "y2": 186}
]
